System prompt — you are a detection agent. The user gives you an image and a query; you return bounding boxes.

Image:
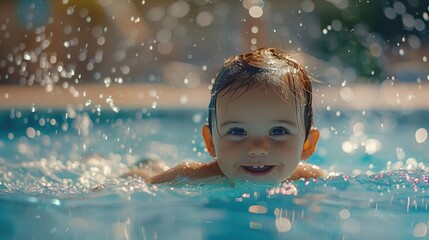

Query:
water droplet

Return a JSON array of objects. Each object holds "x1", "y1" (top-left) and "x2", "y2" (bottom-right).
[
  {"x1": 251, "y1": 25, "x2": 259, "y2": 33},
  {"x1": 23, "y1": 52, "x2": 31, "y2": 61},
  {"x1": 339, "y1": 209, "x2": 350, "y2": 220},
  {"x1": 249, "y1": 6, "x2": 263, "y2": 18},
  {"x1": 156, "y1": 28, "x2": 172, "y2": 42},
  {"x1": 95, "y1": 105, "x2": 102, "y2": 115},
  {"x1": 336, "y1": 111, "x2": 341, "y2": 117},
  {"x1": 180, "y1": 95, "x2": 188, "y2": 104},
  {"x1": 193, "y1": 113, "x2": 202, "y2": 123},
  {"x1": 26, "y1": 127, "x2": 36, "y2": 138},
  {"x1": 66, "y1": 6, "x2": 75, "y2": 15},
  {"x1": 301, "y1": 0, "x2": 315, "y2": 13},
  {"x1": 158, "y1": 42, "x2": 173, "y2": 55},
  {"x1": 342, "y1": 141, "x2": 354, "y2": 153},
  {"x1": 393, "y1": 1, "x2": 406, "y2": 15},
  {"x1": 147, "y1": 6, "x2": 165, "y2": 22},
  {"x1": 196, "y1": 11, "x2": 214, "y2": 27},
  {"x1": 384, "y1": 7, "x2": 396, "y2": 20},
  {"x1": 413, "y1": 222, "x2": 428, "y2": 237},
  {"x1": 121, "y1": 66, "x2": 130, "y2": 75},
  {"x1": 169, "y1": 0, "x2": 190, "y2": 18},
  {"x1": 415, "y1": 128, "x2": 428, "y2": 143},
  {"x1": 364, "y1": 139, "x2": 381, "y2": 155},
  {"x1": 85, "y1": 99, "x2": 92, "y2": 107},
  {"x1": 423, "y1": 12, "x2": 429, "y2": 21},
  {"x1": 339, "y1": 87, "x2": 354, "y2": 102},
  {"x1": 104, "y1": 77, "x2": 111, "y2": 87},
  {"x1": 106, "y1": 96, "x2": 120, "y2": 113}
]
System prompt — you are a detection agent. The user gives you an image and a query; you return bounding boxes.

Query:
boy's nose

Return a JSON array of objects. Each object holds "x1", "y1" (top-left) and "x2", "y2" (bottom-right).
[{"x1": 248, "y1": 138, "x2": 269, "y2": 156}]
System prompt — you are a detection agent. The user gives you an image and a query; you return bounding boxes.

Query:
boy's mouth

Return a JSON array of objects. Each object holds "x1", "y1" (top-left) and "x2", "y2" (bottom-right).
[{"x1": 241, "y1": 165, "x2": 274, "y2": 175}]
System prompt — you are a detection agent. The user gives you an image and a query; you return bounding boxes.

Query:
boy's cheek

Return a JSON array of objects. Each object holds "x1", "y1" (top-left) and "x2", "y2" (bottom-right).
[
  {"x1": 216, "y1": 146, "x2": 244, "y2": 165},
  {"x1": 218, "y1": 141, "x2": 246, "y2": 155},
  {"x1": 273, "y1": 141, "x2": 302, "y2": 154}
]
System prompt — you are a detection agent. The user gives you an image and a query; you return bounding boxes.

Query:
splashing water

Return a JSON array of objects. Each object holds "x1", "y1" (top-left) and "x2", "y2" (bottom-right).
[
  {"x1": 0, "y1": 109, "x2": 428, "y2": 239},
  {"x1": 0, "y1": 0, "x2": 429, "y2": 239}
]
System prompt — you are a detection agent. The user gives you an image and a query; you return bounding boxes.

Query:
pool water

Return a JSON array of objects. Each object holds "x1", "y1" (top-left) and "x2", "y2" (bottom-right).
[{"x1": 0, "y1": 108, "x2": 428, "y2": 239}]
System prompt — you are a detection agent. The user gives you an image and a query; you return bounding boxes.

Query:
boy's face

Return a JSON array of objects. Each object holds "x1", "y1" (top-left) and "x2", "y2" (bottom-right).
[{"x1": 205, "y1": 85, "x2": 315, "y2": 183}]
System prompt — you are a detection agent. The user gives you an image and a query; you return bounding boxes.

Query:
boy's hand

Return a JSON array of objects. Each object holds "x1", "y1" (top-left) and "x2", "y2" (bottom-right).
[{"x1": 288, "y1": 163, "x2": 326, "y2": 181}]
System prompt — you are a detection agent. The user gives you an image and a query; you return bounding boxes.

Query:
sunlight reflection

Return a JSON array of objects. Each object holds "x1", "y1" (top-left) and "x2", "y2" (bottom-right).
[
  {"x1": 338, "y1": 209, "x2": 350, "y2": 220},
  {"x1": 248, "y1": 205, "x2": 267, "y2": 214},
  {"x1": 413, "y1": 222, "x2": 428, "y2": 238},
  {"x1": 274, "y1": 208, "x2": 295, "y2": 233},
  {"x1": 249, "y1": 221, "x2": 263, "y2": 230},
  {"x1": 415, "y1": 128, "x2": 428, "y2": 144},
  {"x1": 275, "y1": 217, "x2": 292, "y2": 233}
]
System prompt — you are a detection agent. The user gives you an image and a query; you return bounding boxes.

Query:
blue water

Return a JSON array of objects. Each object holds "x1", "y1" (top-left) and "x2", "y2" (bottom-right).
[{"x1": 0, "y1": 108, "x2": 428, "y2": 239}]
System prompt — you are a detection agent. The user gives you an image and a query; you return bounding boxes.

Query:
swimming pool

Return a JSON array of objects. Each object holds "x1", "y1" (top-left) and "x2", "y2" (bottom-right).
[{"x1": 0, "y1": 104, "x2": 428, "y2": 239}]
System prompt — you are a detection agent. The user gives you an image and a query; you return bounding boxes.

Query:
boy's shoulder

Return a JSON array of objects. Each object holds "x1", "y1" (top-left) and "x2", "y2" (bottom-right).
[{"x1": 147, "y1": 161, "x2": 223, "y2": 184}]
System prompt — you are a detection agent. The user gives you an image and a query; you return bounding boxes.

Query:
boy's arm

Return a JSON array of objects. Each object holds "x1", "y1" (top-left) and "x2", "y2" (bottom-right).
[
  {"x1": 288, "y1": 163, "x2": 326, "y2": 181},
  {"x1": 145, "y1": 161, "x2": 223, "y2": 184}
]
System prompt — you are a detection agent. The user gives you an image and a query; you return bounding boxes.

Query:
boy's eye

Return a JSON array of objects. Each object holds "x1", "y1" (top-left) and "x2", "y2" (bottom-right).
[
  {"x1": 226, "y1": 127, "x2": 247, "y2": 136},
  {"x1": 270, "y1": 127, "x2": 289, "y2": 136}
]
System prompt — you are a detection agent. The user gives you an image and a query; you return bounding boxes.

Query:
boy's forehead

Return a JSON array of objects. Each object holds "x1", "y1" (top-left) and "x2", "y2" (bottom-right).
[{"x1": 215, "y1": 85, "x2": 302, "y2": 121}]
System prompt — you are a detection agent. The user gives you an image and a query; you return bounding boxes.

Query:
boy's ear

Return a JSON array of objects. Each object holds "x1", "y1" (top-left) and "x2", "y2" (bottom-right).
[
  {"x1": 301, "y1": 129, "x2": 319, "y2": 161},
  {"x1": 202, "y1": 124, "x2": 216, "y2": 157}
]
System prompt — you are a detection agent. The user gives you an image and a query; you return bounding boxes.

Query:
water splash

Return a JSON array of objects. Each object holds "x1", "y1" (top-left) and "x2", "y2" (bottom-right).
[{"x1": 106, "y1": 96, "x2": 120, "y2": 113}]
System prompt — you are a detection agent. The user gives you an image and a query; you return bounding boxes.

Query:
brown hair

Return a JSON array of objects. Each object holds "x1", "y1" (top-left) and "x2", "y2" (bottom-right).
[{"x1": 208, "y1": 47, "x2": 314, "y2": 139}]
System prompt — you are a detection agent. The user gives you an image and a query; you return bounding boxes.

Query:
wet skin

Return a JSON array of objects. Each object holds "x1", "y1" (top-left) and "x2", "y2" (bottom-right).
[
  {"x1": 129, "y1": 85, "x2": 324, "y2": 184},
  {"x1": 206, "y1": 85, "x2": 320, "y2": 183}
]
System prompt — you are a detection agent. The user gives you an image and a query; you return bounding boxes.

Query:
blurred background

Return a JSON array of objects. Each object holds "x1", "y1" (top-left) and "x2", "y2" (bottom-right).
[{"x1": 0, "y1": 0, "x2": 428, "y2": 91}]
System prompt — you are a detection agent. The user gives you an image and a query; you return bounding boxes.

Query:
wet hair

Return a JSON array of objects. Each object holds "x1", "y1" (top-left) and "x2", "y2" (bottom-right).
[{"x1": 208, "y1": 47, "x2": 314, "y2": 139}]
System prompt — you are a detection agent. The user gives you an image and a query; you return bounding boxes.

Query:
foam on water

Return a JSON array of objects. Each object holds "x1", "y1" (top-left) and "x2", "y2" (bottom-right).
[{"x1": 0, "y1": 165, "x2": 428, "y2": 239}]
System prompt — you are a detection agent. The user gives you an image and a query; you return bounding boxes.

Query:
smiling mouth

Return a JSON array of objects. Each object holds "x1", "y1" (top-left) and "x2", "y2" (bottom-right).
[{"x1": 241, "y1": 165, "x2": 275, "y2": 175}]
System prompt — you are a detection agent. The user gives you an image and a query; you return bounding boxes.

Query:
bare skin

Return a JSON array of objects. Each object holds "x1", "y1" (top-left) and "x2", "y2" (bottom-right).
[
  {"x1": 126, "y1": 161, "x2": 324, "y2": 184},
  {"x1": 125, "y1": 86, "x2": 326, "y2": 184}
]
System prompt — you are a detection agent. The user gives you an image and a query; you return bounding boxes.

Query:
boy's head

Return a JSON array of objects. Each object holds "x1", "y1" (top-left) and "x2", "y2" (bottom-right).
[
  {"x1": 202, "y1": 47, "x2": 319, "y2": 183},
  {"x1": 208, "y1": 48, "x2": 313, "y2": 139}
]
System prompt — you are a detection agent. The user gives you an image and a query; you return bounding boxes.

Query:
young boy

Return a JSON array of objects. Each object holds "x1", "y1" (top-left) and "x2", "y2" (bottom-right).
[{"x1": 127, "y1": 47, "x2": 325, "y2": 184}]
